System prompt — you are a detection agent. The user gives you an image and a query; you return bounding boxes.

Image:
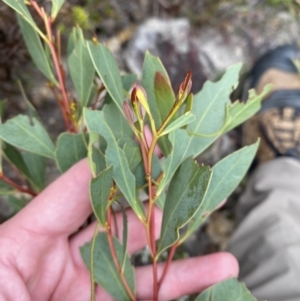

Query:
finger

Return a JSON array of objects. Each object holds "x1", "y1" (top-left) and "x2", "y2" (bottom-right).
[
  {"x1": 71, "y1": 205, "x2": 162, "y2": 265},
  {"x1": 69, "y1": 252, "x2": 238, "y2": 301},
  {"x1": 136, "y1": 252, "x2": 239, "y2": 301},
  {"x1": 11, "y1": 159, "x2": 92, "y2": 236}
]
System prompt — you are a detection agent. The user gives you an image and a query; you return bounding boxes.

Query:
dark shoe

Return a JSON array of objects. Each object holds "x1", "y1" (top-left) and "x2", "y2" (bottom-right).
[{"x1": 243, "y1": 44, "x2": 300, "y2": 163}]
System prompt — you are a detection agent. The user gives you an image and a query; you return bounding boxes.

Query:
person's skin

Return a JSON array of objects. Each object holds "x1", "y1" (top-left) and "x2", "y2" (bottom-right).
[{"x1": 0, "y1": 159, "x2": 238, "y2": 301}]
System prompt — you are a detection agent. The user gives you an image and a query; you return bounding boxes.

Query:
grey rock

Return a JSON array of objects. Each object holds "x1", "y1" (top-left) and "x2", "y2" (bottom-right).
[{"x1": 124, "y1": 18, "x2": 207, "y2": 93}]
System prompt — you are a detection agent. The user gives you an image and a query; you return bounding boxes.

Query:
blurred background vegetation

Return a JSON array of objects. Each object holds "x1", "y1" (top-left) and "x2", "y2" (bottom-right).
[{"x1": 1, "y1": 0, "x2": 300, "y2": 96}]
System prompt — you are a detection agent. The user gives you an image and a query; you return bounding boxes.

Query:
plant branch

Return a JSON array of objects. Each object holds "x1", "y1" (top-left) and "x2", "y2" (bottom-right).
[
  {"x1": 107, "y1": 206, "x2": 136, "y2": 301},
  {"x1": 157, "y1": 105, "x2": 179, "y2": 137},
  {"x1": 143, "y1": 131, "x2": 160, "y2": 300},
  {"x1": 28, "y1": 0, "x2": 44, "y2": 20},
  {"x1": 157, "y1": 244, "x2": 177, "y2": 293},
  {"x1": 43, "y1": 15, "x2": 74, "y2": 132},
  {"x1": 56, "y1": 30, "x2": 62, "y2": 65},
  {"x1": 0, "y1": 174, "x2": 36, "y2": 197},
  {"x1": 29, "y1": 0, "x2": 74, "y2": 132},
  {"x1": 3, "y1": 155, "x2": 29, "y2": 186},
  {"x1": 47, "y1": 83, "x2": 71, "y2": 129}
]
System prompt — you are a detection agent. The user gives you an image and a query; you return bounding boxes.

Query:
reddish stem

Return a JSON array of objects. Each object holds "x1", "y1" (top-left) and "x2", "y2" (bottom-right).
[
  {"x1": 56, "y1": 30, "x2": 62, "y2": 65},
  {"x1": 152, "y1": 254, "x2": 158, "y2": 301},
  {"x1": 157, "y1": 244, "x2": 177, "y2": 294},
  {"x1": 107, "y1": 207, "x2": 136, "y2": 301},
  {"x1": 48, "y1": 84, "x2": 70, "y2": 128},
  {"x1": 135, "y1": 126, "x2": 161, "y2": 300},
  {"x1": 44, "y1": 18, "x2": 74, "y2": 132},
  {"x1": 145, "y1": 147, "x2": 160, "y2": 300},
  {"x1": 29, "y1": 0, "x2": 74, "y2": 132},
  {"x1": 29, "y1": 0, "x2": 44, "y2": 19},
  {"x1": 1, "y1": 175, "x2": 36, "y2": 197}
]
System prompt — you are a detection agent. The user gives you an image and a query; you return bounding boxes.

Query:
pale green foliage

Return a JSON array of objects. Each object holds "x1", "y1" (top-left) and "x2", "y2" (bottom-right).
[
  {"x1": 84, "y1": 108, "x2": 146, "y2": 221},
  {"x1": 157, "y1": 158, "x2": 212, "y2": 257},
  {"x1": 142, "y1": 52, "x2": 173, "y2": 155},
  {"x1": 182, "y1": 141, "x2": 259, "y2": 242},
  {"x1": 0, "y1": 115, "x2": 55, "y2": 159},
  {"x1": 51, "y1": 0, "x2": 65, "y2": 19},
  {"x1": 90, "y1": 166, "x2": 113, "y2": 226},
  {"x1": 55, "y1": 133, "x2": 88, "y2": 172},
  {"x1": 87, "y1": 42, "x2": 124, "y2": 112},
  {"x1": 68, "y1": 28, "x2": 95, "y2": 112},
  {"x1": 4, "y1": 144, "x2": 46, "y2": 192},
  {"x1": 17, "y1": 15, "x2": 57, "y2": 85},
  {"x1": 195, "y1": 278, "x2": 260, "y2": 301},
  {"x1": 81, "y1": 233, "x2": 135, "y2": 301},
  {"x1": 2, "y1": 0, "x2": 44, "y2": 37}
]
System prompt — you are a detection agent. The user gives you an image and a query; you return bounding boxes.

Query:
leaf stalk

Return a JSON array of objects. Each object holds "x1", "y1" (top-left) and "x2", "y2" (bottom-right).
[{"x1": 107, "y1": 206, "x2": 136, "y2": 301}]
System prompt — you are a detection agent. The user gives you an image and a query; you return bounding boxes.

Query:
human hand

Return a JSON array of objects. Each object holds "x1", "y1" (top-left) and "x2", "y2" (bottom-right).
[{"x1": 0, "y1": 159, "x2": 238, "y2": 301}]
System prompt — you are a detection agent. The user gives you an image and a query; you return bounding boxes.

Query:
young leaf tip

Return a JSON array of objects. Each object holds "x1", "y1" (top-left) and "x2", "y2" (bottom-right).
[
  {"x1": 155, "y1": 71, "x2": 172, "y2": 87},
  {"x1": 178, "y1": 71, "x2": 192, "y2": 95},
  {"x1": 131, "y1": 83, "x2": 149, "y2": 117},
  {"x1": 175, "y1": 71, "x2": 192, "y2": 107},
  {"x1": 123, "y1": 101, "x2": 135, "y2": 125}
]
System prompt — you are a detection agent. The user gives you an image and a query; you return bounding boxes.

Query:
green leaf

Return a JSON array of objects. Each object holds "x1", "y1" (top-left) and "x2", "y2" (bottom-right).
[
  {"x1": 17, "y1": 81, "x2": 42, "y2": 122},
  {"x1": 103, "y1": 103, "x2": 133, "y2": 141},
  {"x1": 55, "y1": 133, "x2": 88, "y2": 173},
  {"x1": 154, "y1": 72, "x2": 176, "y2": 155},
  {"x1": 186, "y1": 64, "x2": 242, "y2": 154},
  {"x1": 17, "y1": 15, "x2": 57, "y2": 84},
  {"x1": 2, "y1": 0, "x2": 44, "y2": 38},
  {"x1": 160, "y1": 112, "x2": 195, "y2": 136},
  {"x1": 122, "y1": 74, "x2": 138, "y2": 91},
  {"x1": 90, "y1": 166, "x2": 113, "y2": 226},
  {"x1": 157, "y1": 64, "x2": 243, "y2": 196},
  {"x1": 51, "y1": 0, "x2": 65, "y2": 18},
  {"x1": 157, "y1": 129, "x2": 198, "y2": 196},
  {"x1": 155, "y1": 72, "x2": 176, "y2": 124},
  {"x1": 195, "y1": 278, "x2": 258, "y2": 301},
  {"x1": 80, "y1": 232, "x2": 135, "y2": 301},
  {"x1": 142, "y1": 52, "x2": 170, "y2": 129},
  {"x1": 152, "y1": 153, "x2": 162, "y2": 180},
  {"x1": 157, "y1": 157, "x2": 212, "y2": 257},
  {"x1": 3, "y1": 144, "x2": 46, "y2": 192},
  {"x1": 3, "y1": 143, "x2": 30, "y2": 179},
  {"x1": 123, "y1": 142, "x2": 142, "y2": 173},
  {"x1": 68, "y1": 28, "x2": 95, "y2": 110},
  {"x1": 84, "y1": 108, "x2": 145, "y2": 221},
  {"x1": 0, "y1": 115, "x2": 55, "y2": 159},
  {"x1": 182, "y1": 141, "x2": 259, "y2": 242},
  {"x1": 87, "y1": 133, "x2": 106, "y2": 177},
  {"x1": 103, "y1": 74, "x2": 137, "y2": 107},
  {"x1": 88, "y1": 42, "x2": 124, "y2": 112},
  {"x1": 224, "y1": 86, "x2": 272, "y2": 132},
  {"x1": 155, "y1": 192, "x2": 166, "y2": 210},
  {"x1": 22, "y1": 152, "x2": 46, "y2": 192}
]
